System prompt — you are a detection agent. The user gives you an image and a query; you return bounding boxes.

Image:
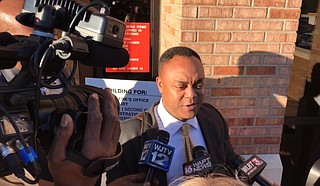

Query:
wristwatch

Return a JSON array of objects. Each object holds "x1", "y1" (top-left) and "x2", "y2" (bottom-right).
[{"x1": 67, "y1": 143, "x2": 123, "y2": 177}]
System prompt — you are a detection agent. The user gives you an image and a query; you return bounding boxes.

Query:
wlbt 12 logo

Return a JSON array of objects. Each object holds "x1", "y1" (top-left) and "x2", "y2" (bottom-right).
[{"x1": 138, "y1": 140, "x2": 175, "y2": 172}]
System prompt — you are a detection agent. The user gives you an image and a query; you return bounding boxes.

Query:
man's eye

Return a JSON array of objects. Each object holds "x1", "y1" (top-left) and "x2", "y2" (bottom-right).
[
  {"x1": 176, "y1": 85, "x2": 187, "y2": 89},
  {"x1": 195, "y1": 83, "x2": 203, "y2": 89}
]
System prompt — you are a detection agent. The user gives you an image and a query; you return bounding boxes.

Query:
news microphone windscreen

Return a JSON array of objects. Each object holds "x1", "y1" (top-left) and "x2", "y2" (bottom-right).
[
  {"x1": 138, "y1": 130, "x2": 175, "y2": 172},
  {"x1": 0, "y1": 32, "x2": 17, "y2": 46},
  {"x1": 157, "y1": 130, "x2": 170, "y2": 144},
  {"x1": 183, "y1": 146, "x2": 213, "y2": 176},
  {"x1": 238, "y1": 155, "x2": 267, "y2": 180},
  {"x1": 80, "y1": 40, "x2": 129, "y2": 68},
  {"x1": 192, "y1": 145, "x2": 207, "y2": 159}
]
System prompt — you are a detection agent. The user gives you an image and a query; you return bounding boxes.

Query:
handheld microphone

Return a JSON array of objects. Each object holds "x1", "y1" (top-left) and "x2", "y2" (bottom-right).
[
  {"x1": 138, "y1": 130, "x2": 175, "y2": 183},
  {"x1": 237, "y1": 155, "x2": 272, "y2": 186},
  {"x1": 182, "y1": 145, "x2": 213, "y2": 176}
]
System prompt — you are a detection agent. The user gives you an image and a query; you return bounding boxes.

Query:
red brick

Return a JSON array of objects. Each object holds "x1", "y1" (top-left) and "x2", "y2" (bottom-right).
[
  {"x1": 216, "y1": 44, "x2": 247, "y2": 54},
  {"x1": 284, "y1": 20, "x2": 299, "y2": 31},
  {"x1": 219, "y1": 108, "x2": 242, "y2": 117},
  {"x1": 282, "y1": 44, "x2": 296, "y2": 54},
  {"x1": 162, "y1": 5, "x2": 173, "y2": 14},
  {"x1": 251, "y1": 20, "x2": 284, "y2": 31},
  {"x1": 234, "y1": 8, "x2": 267, "y2": 18},
  {"x1": 254, "y1": 137, "x2": 281, "y2": 144},
  {"x1": 232, "y1": 32, "x2": 265, "y2": 42},
  {"x1": 263, "y1": 55, "x2": 289, "y2": 65},
  {"x1": 181, "y1": 43, "x2": 214, "y2": 54},
  {"x1": 256, "y1": 117, "x2": 284, "y2": 126},
  {"x1": 266, "y1": 32, "x2": 297, "y2": 42},
  {"x1": 181, "y1": 0, "x2": 218, "y2": 5},
  {"x1": 259, "y1": 77, "x2": 290, "y2": 86},
  {"x1": 224, "y1": 77, "x2": 260, "y2": 87},
  {"x1": 199, "y1": 7, "x2": 233, "y2": 18},
  {"x1": 224, "y1": 98, "x2": 256, "y2": 107},
  {"x1": 226, "y1": 118, "x2": 255, "y2": 126},
  {"x1": 279, "y1": 66, "x2": 292, "y2": 75},
  {"x1": 180, "y1": 31, "x2": 196, "y2": 42},
  {"x1": 230, "y1": 137, "x2": 253, "y2": 145},
  {"x1": 181, "y1": 19, "x2": 215, "y2": 30},
  {"x1": 246, "y1": 66, "x2": 276, "y2": 75},
  {"x1": 249, "y1": 44, "x2": 281, "y2": 53},
  {"x1": 217, "y1": 20, "x2": 250, "y2": 30},
  {"x1": 242, "y1": 108, "x2": 270, "y2": 117},
  {"x1": 267, "y1": 145, "x2": 280, "y2": 153},
  {"x1": 214, "y1": 66, "x2": 244, "y2": 75},
  {"x1": 242, "y1": 88, "x2": 273, "y2": 96},
  {"x1": 239, "y1": 127, "x2": 271, "y2": 136},
  {"x1": 231, "y1": 55, "x2": 261, "y2": 65},
  {"x1": 182, "y1": 6, "x2": 198, "y2": 17},
  {"x1": 271, "y1": 108, "x2": 286, "y2": 116},
  {"x1": 256, "y1": 97, "x2": 283, "y2": 107},
  {"x1": 271, "y1": 127, "x2": 283, "y2": 135},
  {"x1": 205, "y1": 97, "x2": 226, "y2": 108},
  {"x1": 269, "y1": 9, "x2": 301, "y2": 19},
  {"x1": 203, "y1": 65, "x2": 212, "y2": 76},
  {"x1": 254, "y1": 0, "x2": 286, "y2": 7},
  {"x1": 287, "y1": 0, "x2": 303, "y2": 8},
  {"x1": 201, "y1": 55, "x2": 229, "y2": 65},
  {"x1": 219, "y1": 0, "x2": 251, "y2": 6},
  {"x1": 211, "y1": 88, "x2": 242, "y2": 96},
  {"x1": 198, "y1": 32, "x2": 231, "y2": 42}
]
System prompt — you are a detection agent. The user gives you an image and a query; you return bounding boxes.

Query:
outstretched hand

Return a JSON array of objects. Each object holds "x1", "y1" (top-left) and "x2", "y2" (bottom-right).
[{"x1": 47, "y1": 88, "x2": 120, "y2": 186}]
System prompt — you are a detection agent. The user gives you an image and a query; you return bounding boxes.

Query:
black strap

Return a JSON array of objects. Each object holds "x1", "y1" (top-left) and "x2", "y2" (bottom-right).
[{"x1": 67, "y1": 143, "x2": 123, "y2": 177}]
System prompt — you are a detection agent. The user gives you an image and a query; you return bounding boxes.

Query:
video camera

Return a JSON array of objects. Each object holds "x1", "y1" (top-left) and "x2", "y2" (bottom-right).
[{"x1": 0, "y1": 0, "x2": 129, "y2": 183}]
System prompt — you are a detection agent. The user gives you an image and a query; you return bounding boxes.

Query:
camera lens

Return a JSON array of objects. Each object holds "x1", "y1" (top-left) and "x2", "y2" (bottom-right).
[{"x1": 112, "y1": 25, "x2": 120, "y2": 34}]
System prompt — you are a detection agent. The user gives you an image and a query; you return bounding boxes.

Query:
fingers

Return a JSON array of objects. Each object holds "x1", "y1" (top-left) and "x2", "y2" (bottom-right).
[
  {"x1": 48, "y1": 114, "x2": 74, "y2": 163},
  {"x1": 82, "y1": 88, "x2": 120, "y2": 159},
  {"x1": 101, "y1": 88, "x2": 121, "y2": 144},
  {"x1": 83, "y1": 92, "x2": 102, "y2": 146}
]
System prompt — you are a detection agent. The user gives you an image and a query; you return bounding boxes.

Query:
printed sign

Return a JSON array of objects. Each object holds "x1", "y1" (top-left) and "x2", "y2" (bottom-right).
[{"x1": 85, "y1": 77, "x2": 161, "y2": 120}]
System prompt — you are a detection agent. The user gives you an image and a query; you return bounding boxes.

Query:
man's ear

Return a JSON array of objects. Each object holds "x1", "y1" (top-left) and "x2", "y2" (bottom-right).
[{"x1": 156, "y1": 77, "x2": 163, "y2": 93}]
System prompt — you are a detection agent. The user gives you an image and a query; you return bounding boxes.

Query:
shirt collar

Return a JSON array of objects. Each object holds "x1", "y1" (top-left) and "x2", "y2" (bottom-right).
[{"x1": 156, "y1": 99, "x2": 199, "y2": 135}]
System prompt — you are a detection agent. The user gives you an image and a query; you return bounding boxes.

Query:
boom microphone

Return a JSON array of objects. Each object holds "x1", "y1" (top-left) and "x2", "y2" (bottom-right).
[
  {"x1": 237, "y1": 155, "x2": 272, "y2": 186},
  {"x1": 138, "y1": 130, "x2": 175, "y2": 183},
  {"x1": 182, "y1": 145, "x2": 213, "y2": 176}
]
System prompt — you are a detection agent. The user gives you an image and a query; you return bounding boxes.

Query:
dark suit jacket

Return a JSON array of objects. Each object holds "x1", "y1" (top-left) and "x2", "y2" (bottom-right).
[{"x1": 107, "y1": 101, "x2": 240, "y2": 186}]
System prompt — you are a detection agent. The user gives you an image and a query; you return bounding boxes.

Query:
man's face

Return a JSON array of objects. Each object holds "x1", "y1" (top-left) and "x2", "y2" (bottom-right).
[{"x1": 156, "y1": 55, "x2": 205, "y2": 121}]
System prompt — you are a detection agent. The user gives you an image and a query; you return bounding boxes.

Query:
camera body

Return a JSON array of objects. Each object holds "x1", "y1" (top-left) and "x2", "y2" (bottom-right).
[{"x1": 0, "y1": 0, "x2": 126, "y2": 180}]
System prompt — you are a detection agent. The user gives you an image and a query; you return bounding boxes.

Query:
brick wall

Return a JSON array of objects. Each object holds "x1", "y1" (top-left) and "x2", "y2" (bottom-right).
[{"x1": 160, "y1": 0, "x2": 302, "y2": 154}]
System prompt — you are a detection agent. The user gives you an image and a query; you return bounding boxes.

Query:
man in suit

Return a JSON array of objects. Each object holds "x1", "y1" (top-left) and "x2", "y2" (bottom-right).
[{"x1": 107, "y1": 46, "x2": 240, "y2": 186}]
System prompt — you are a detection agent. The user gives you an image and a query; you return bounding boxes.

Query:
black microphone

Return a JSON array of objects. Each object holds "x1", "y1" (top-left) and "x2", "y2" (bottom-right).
[
  {"x1": 182, "y1": 145, "x2": 213, "y2": 176},
  {"x1": 51, "y1": 35, "x2": 129, "y2": 68},
  {"x1": 138, "y1": 130, "x2": 175, "y2": 183},
  {"x1": 236, "y1": 155, "x2": 273, "y2": 186}
]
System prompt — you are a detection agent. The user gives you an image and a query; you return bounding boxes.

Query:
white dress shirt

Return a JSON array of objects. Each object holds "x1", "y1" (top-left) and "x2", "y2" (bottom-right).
[{"x1": 155, "y1": 99, "x2": 207, "y2": 185}]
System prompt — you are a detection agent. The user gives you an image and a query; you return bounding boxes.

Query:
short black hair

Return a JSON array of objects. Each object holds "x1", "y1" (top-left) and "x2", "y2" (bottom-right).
[{"x1": 158, "y1": 46, "x2": 201, "y2": 73}]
